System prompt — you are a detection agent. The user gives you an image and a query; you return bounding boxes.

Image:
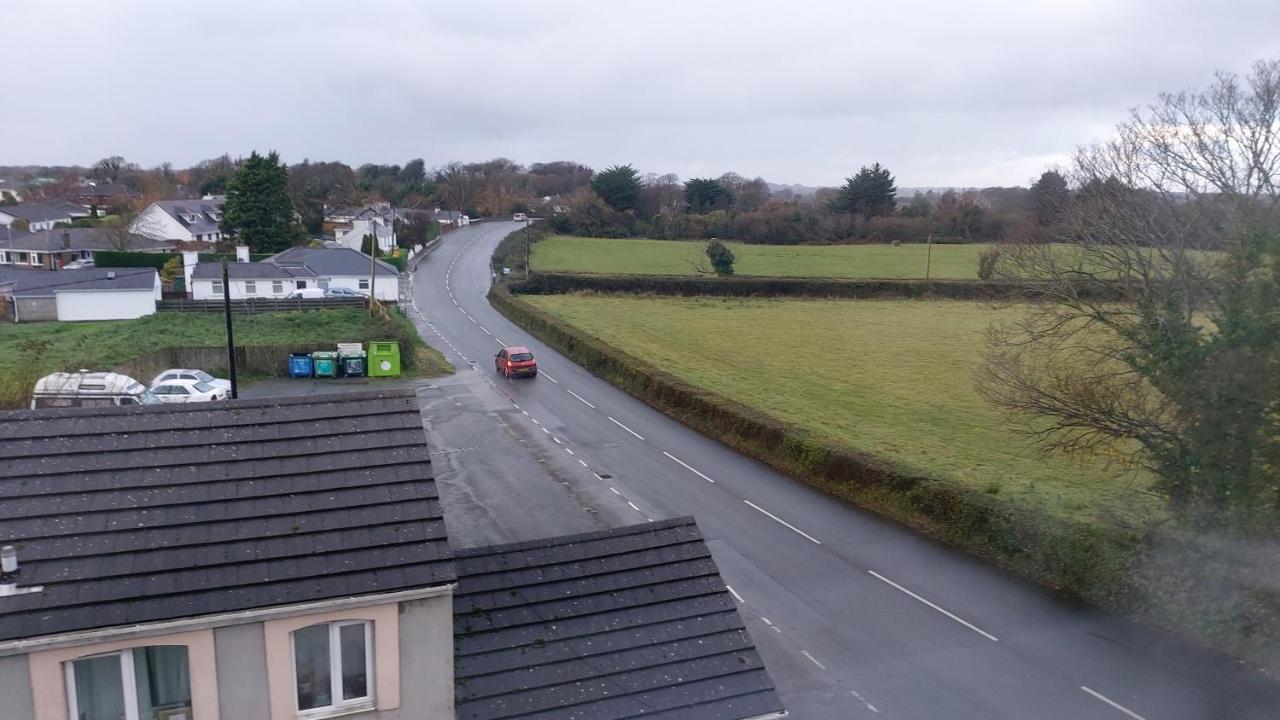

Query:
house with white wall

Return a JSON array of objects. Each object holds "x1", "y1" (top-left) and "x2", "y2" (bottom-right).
[
  {"x1": 0, "y1": 201, "x2": 90, "y2": 232},
  {"x1": 131, "y1": 196, "x2": 226, "y2": 246},
  {"x1": 1, "y1": 267, "x2": 161, "y2": 322},
  {"x1": 0, "y1": 390, "x2": 785, "y2": 720},
  {"x1": 189, "y1": 247, "x2": 400, "y2": 302}
]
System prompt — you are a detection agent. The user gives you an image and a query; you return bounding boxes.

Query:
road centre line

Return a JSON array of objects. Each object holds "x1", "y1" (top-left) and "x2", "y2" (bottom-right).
[
  {"x1": 608, "y1": 417, "x2": 645, "y2": 440},
  {"x1": 662, "y1": 452, "x2": 715, "y2": 483},
  {"x1": 609, "y1": 486, "x2": 621, "y2": 495},
  {"x1": 742, "y1": 500, "x2": 822, "y2": 544},
  {"x1": 725, "y1": 585, "x2": 745, "y2": 604},
  {"x1": 579, "y1": 459, "x2": 588, "y2": 467},
  {"x1": 801, "y1": 650, "x2": 827, "y2": 671},
  {"x1": 565, "y1": 448, "x2": 574, "y2": 455},
  {"x1": 480, "y1": 326, "x2": 491, "y2": 335},
  {"x1": 1080, "y1": 687, "x2": 1149, "y2": 720},
  {"x1": 552, "y1": 437, "x2": 563, "y2": 445},
  {"x1": 867, "y1": 570, "x2": 998, "y2": 642},
  {"x1": 540, "y1": 371, "x2": 559, "y2": 384},
  {"x1": 566, "y1": 389, "x2": 596, "y2": 408},
  {"x1": 627, "y1": 501, "x2": 642, "y2": 512}
]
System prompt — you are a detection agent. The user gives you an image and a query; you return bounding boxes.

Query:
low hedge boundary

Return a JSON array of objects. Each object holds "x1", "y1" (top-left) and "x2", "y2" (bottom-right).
[
  {"x1": 512, "y1": 272, "x2": 1128, "y2": 300},
  {"x1": 489, "y1": 282, "x2": 1280, "y2": 672}
]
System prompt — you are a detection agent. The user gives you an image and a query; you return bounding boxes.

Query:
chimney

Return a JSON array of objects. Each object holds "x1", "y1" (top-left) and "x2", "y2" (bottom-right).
[
  {"x1": 62, "y1": 230, "x2": 71, "y2": 249},
  {"x1": 0, "y1": 545, "x2": 43, "y2": 597},
  {"x1": 235, "y1": 245, "x2": 250, "y2": 263}
]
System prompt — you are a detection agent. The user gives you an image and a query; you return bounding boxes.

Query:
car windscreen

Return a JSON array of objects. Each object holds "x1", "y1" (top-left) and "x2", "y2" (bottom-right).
[{"x1": 510, "y1": 353, "x2": 534, "y2": 361}]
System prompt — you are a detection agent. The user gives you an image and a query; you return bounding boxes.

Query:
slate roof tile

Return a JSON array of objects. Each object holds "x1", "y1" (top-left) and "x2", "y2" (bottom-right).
[
  {"x1": 0, "y1": 389, "x2": 453, "y2": 643},
  {"x1": 453, "y1": 518, "x2": 783, "y2": 720}
]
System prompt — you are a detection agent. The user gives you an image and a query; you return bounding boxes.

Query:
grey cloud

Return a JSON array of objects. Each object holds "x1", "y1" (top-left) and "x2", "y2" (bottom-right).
[{"x1": 3, "y1": 0, "x2": 1278, "y2": 186}]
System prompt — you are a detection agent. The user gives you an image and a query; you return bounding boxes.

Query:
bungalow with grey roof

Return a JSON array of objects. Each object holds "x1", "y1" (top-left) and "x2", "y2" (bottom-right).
[
  {"x1": 0, "y1": 201, "x2": 91, "y2": 232},
  {"x1": 130, "y1": 196, "x2": 226, "y2": 247}
]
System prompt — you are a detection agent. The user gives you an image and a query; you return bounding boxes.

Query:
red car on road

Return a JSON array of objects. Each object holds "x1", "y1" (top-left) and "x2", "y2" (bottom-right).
[{"x1": 495, "y1": 346, "x2": 537, "y2": 378}]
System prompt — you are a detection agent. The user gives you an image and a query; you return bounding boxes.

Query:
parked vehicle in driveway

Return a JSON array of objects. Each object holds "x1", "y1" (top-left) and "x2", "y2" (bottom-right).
[
  {"x1": 495, "y1": 346, "x2": 537, "y2": 378},
  {"x1": 286, "y1": 288, "x2": 326, "y2": 299},
  {"x1": 323, "y1": 287, "x2": 366, "y2": 298},
  {"x1": 63, "y1": 257, "x2": 95, "y2": 270},
  {"x1": 31, "y1": 371, "x2": 160, "y2": 409},
  {"x1": 149, "y1": 378, "x2": 228, "y2": 403},
  {"x1": 512, "y1": 212, "x2": 527, "y2": 222},
  {"x1": 150, "y1": 368, "x2": 231, "y2": 391}
]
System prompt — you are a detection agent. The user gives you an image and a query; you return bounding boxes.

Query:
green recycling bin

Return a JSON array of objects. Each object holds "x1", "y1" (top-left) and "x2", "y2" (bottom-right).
[
  {"x1": 368, "y1": 341, "x2": 401, "y2": 377},
  {"x1": 312, "y1": 351, "x2": 339, "y2": 378}
]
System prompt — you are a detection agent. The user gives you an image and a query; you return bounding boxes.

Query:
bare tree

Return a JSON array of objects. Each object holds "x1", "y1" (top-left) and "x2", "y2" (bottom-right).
[{"x1": 979, "y1": 59, "x2": 1280, "y2": 529}]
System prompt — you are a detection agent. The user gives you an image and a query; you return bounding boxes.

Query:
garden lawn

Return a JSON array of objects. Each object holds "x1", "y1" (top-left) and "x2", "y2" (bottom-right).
[
  {"x1": 531, "y1": 235, "x2": 991, "y2": 279},
  {"x1": 524, "y1": 294, "x2": 1161, "y2": 529},
  {"x1": 0, "y1": 308, "x2": 451, "y2": 407}
]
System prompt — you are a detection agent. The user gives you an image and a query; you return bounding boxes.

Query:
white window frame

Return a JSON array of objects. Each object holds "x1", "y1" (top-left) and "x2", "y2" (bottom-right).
[
  {"x1": 244, "y1": 280, "x2": 257, "y2": 296},
  {"x1": 30, "y1": 252, "x2": 42, "y2": 266},
  {"x1": 291, "y1": 620, "x2": 374, "y2": 718},
  {"x1": 64, "y1": 650, "x2": 148, "y2": 720},
  {"x1": 272, "y1": 280, "x2": 284, "y2": 295},
  {"x1": 357, "y1": 279, "x2": 370, "y2": 291}
]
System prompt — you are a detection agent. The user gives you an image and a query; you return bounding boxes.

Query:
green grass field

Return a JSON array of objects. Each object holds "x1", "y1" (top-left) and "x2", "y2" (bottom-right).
[
  {"x1": 0, "y1": 309, "x2": 452, "y2": 407},
  {"x1": 531, "y1": 235, "x2": 991, "y2": 279},
  {"x1": 525, "y1": 294, "x2": 1160, "y2": 528}
]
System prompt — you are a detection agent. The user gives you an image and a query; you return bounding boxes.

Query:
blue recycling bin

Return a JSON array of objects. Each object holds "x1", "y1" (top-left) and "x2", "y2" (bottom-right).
[{"x1": 289, "y1": 352, "x2": 314, "y2": 378}]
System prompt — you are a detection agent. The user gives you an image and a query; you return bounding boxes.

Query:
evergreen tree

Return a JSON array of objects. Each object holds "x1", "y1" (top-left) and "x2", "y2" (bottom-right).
[
  {"x1": 684, "y1": 178, "x2": 733, "y2": 213},
  {"x1": 828, "y1": 163, "x2": 897, "y2": 219},
  {"x1": 1029, "y1": 170, "x2": 1069, "y2": 226},
  {"x1": 221, "y1": 151, "x2": 304, "y2": 253},
  {"x1": 705, "y1": 239, "x2": 735, "y2": 275},
  {"x1": 591, "y1": 164, "x2": 643, "y2": 212}
]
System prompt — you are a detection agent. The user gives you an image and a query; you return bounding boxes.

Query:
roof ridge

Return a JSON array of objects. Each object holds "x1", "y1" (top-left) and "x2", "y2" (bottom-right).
[{"x1": 454, "y1": 517, "x2": 698, "y2": 559}]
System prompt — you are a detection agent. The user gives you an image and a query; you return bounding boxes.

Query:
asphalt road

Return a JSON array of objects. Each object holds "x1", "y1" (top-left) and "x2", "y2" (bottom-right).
[{"x1": 407, "y1": 221, "x2": 1280, "y2": 720}]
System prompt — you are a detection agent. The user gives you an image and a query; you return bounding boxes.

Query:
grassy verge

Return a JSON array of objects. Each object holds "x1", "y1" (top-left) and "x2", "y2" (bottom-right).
[
  {"x1": 0, "y1": 308, "x2": 452, "y2": 408},
  {"x1": 523, "y1": 294, "x2": 1159, "y2": 528},
  {"x1": 533, "y1": 235, "x2": 992, "y2": 279}
]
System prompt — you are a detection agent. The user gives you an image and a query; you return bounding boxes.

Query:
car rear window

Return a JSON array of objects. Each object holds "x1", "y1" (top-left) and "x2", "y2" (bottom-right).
[
  {"x1": 510, "y1": 353, "x2": 533, "y2": 361},
  {"x1": 193, "y1": 381, "x2": 215, "y2": 392}
]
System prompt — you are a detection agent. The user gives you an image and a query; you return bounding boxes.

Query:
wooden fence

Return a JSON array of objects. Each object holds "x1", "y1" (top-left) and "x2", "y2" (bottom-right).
[{"x1": 156, "y1": 297, "x2": 369, "y2": 313}]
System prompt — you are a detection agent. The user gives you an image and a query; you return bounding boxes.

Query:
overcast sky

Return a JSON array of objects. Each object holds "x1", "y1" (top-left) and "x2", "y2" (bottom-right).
[{"x1": 4, "y1": 1, "x2": 1278, "y2": 187}]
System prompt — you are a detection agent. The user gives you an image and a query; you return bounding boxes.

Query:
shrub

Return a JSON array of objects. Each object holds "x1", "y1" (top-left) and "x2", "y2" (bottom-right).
[
  {"x1": 94, "y1": 251, "x2": 170, "y2": 270},
  {"x1": 705, "y1": 239, "x2": 735, "y2": 275},
  {"x1": 978, "y1": 247, "x2": 1002, "y2": 280}
]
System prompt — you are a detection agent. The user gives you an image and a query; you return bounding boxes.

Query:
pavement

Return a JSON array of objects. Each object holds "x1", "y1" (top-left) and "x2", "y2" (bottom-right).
[{"x1": 252, "y1": 223, "x2": 1280, "y2": 719}]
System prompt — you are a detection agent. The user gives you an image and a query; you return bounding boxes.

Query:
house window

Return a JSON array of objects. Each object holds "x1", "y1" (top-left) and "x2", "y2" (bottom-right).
[
  {"x1": 14, "y1": 251, "x2": 29, "y2": 264},
  {"x1": 31, "y1": 252, "x2": 42, "y2": 266},
  {"x1": 318, "y1": 278, "x2": 330, "y2": 291},
  {"x1": 358, "y1": 279, "x2": 370, "y2": 291},
  {"x1": 211, "y1": 281, "x2": 223, "y2": 296},
  {"x1": 65, "y1": 645, "x2": 193, "y2": 720},
  {"x1": 272, "y1": 280, "x2": 284, "y2": 294},
  {"x1": 292, "y1": 621, "x2": 373, "y2": 715},
  {"x1": 244, "y1": 280, "x2": 257, "y2": 296},
  {"x1": 296, "y1": 280, "x2": 307, "y2": 290}
]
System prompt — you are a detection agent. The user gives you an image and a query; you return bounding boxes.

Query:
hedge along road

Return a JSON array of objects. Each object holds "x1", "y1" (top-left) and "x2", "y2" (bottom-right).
[{"x1": 412, "y1": 222, "x2": 1280, "y2": 720}]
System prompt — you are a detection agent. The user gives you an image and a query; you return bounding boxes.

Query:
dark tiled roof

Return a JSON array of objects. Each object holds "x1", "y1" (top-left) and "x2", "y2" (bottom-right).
[
  {"x1": 2, "y1": 267, "x2": 157, "y2": 295},
  {"x1": 152, "y1": 199, "x2": 223, "y2": 235},
  {"x1": 2, "y1": 227, "x2": 169, "y2": 253},
  {"x1": 78, "y1": 183, "x2": 142, "y2": 199},
  {"x1": 0, "y1": 390, "x2": 454, "y2": 643},
  {"x1": 453, "y1": 518, "x2": 784, "y2": 720},
  {"x1": 0, "y1": 200, "x2": 88, "y2": 223},
  {"x1": 190, "y1": 261, "x2": 316, "y2": 280},
  {"x1": 269, "y1": 246, "x2": 399, "y2": 276}
]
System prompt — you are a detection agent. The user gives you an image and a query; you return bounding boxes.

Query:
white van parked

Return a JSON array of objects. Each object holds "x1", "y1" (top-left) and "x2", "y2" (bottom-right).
[
  {"x1": 30, "y1": 371, "x2": 161, "y2": 409},
  {"x1": 512, "y1": 212, "x2": 528, "y2": 222}
]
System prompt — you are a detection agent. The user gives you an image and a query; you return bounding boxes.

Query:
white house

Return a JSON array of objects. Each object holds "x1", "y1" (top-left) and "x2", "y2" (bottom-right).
[
  {"x1": 337, "y1": 218, "x2": 396, "y2": 253},
  {"x1": 2, "y1": 267, "x2": 161, "y2": 322},
  {"x1": 189, "y1": 246, "x2": 400, "y2": 302},
  {"x1": 0, "y1": 200, "x2": 90, "y2": 232},
  {"x1": 131, "y1": 196, "x2": 226, "y2": 245}
]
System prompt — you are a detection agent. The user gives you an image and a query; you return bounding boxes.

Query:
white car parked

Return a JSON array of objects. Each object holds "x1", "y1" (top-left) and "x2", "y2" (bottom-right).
[
  {"x1": 150, "y1": 369, "x2": 231, "y2": 391},
  {"x1": 286, "y1": 288, "x2": 326, "y2": 299},
  {"x1": 149, "y1": 378, "x2": 228, "y2": 403}
]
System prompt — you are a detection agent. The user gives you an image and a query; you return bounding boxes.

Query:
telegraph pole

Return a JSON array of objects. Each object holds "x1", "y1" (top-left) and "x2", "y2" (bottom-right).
[{"x1": 221, "y1": 259, "x2": 239, "y2": 399}]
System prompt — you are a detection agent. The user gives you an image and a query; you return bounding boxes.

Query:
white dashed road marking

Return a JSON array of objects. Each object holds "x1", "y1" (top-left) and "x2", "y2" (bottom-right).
[
  {"x1": 608, "y1": 417, "x2": 645, "y2": 440},
  {"x1": 662, "y1": 452, "x2": 715, "y2": 483},
  {"x1": 743, "y1": 500, "x2": 822, "y2": 545},
  {"x1": 566, "y1": 389, "x2": 595, "y2": 408},
  {"x1": 867, "y1": 570, "x2": 998, "y2": 642},
  {"x1": 1080, "y1": 687, "x2": 1149, "y2": 720},
  {"x1": 801, "y1": 650, "x2": 827, "y2": 671},
  {"x1": 726, "y1": 585, "x2": 745, "y2": 604}
]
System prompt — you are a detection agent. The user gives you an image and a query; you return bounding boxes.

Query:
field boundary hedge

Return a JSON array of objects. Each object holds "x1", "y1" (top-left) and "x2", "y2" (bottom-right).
[
  {"x1": 512, "y1": 272, "x2": 1128, "y2": 300},
  {"x1": 489, "y1": 282, "x2": 1280, "y2": 672}
]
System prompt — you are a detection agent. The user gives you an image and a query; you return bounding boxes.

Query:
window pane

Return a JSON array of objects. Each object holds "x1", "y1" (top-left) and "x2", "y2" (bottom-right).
[
  {"x1": 133, "y1": 646, "x2": 193, "y2": 720},
  {"x1": 294, "y1": 625, "x2": 332, "y2": 710},
  {"x1": 340, "y1": 624, "x2": 368, "y2": 700},
  {"x1": 72, "y1": 655, "x2": 126, "y2": 720}
]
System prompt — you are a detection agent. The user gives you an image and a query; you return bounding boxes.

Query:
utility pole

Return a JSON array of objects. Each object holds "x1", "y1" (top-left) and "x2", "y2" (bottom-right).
[
  {"x1": 368, "y1": 230, "x2": 377, "y2": 316},
  {"x1": 925, "y1": 233, "x2": 933, "y2": 281},
  {"x1": 221, "y1": 259, "x2": 239, "y2": 399},
  {"x1": 524, "y1": 216, "x2": 531, "y2": 279}
]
